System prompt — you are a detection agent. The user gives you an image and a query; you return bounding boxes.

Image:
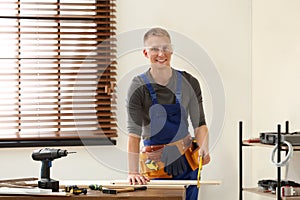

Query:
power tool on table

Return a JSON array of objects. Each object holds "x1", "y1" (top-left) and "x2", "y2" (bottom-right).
[{"x1": 32, "y1": 148, "x2": 75, "y2": 192}]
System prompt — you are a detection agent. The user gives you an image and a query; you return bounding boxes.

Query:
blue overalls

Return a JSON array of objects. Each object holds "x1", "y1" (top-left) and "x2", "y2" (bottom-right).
[{"x1": 140, "y1": 70, "x2": 199, "y2": 200}]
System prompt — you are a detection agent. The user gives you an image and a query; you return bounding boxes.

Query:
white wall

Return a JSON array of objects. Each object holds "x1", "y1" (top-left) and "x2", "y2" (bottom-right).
[
  {"x1": 0, "y1": 1, "x2": 252, "y2": 200},
  {"x1": 250, "y1": 0, "x2": 300, "y2": 199}
]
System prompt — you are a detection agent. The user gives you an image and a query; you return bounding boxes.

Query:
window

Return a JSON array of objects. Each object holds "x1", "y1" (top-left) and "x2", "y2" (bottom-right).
[{"x1": 0, "y1": 0, "x2": 117, "y2": 147}]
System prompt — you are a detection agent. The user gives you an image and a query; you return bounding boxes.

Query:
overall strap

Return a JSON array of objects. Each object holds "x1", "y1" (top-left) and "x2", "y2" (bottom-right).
[
  {"x1": 140, "y1": 73, "x2": 158, "y2": 104},
  {"x1": 140, "y1": 71, "x2": 183, "y2": 105},
  {"x1": 175, "y1": 70, "x2": 182, "y2": 104}
]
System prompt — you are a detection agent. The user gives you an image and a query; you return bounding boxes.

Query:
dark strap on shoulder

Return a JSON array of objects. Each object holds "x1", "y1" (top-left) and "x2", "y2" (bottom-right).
[
  {"x1": 140, "y1": 73, "x2": 158, "y2": 104},
  {"x1": 175, "y1": 71, "x2": 182, "y2": 104},
  {"x1": 139, "y1": 70, "x2": 182, "y2": 105}
]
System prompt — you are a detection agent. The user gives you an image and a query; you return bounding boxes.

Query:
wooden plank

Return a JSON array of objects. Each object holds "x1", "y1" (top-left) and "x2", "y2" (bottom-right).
[
  {"x1": 111, "y1": 180, "x2": 222, "y2": 186},
  {"x1": 0, "y1": 177, "x2": 38, "y2": 183},
  {"x1": 0, "y1": 187, "x2": 70, "y2": 197}
]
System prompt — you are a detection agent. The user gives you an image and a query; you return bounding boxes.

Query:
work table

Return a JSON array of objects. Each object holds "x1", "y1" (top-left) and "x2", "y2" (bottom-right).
[
  {"x1": 0, "y1": 189, "x2": 185, "y2": 200},
  {"x1": 0, "y1": 179, "x2": 221, "y2": 200}
]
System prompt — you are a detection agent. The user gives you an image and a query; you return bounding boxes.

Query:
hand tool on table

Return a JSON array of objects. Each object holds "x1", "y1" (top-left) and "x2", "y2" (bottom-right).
[
  {"x1": 65, "y1": 185, "x2": 78, "y2": 192},
  {"x1": 89, "y1": 184, "x2": 102, "y2": 190},
  {"x1": 65, "y1": 185, "x2": 87, "y2": 195},
  {"x1": 102, "y1": 186, "x2": 147, "y2": 194},
  {"x1": 70, "y1": 188, "x2": 87, "y2": 195},
  {"x1": 89, "y1": 183, "x2": 184, "y2": 190},
  {"x1": 32, "y1": 148, "x2": 76, "y2": 192}
]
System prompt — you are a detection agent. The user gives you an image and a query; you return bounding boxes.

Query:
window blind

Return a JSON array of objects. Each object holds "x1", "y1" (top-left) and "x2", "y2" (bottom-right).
[{"x1": 0, "y1": 0, "x2": 117, "y2": 146}]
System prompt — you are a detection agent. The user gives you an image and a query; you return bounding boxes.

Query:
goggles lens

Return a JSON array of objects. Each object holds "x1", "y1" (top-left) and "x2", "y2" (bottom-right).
[{"x1": 146, "y1": 44, "x2": 173, "y2": 54}]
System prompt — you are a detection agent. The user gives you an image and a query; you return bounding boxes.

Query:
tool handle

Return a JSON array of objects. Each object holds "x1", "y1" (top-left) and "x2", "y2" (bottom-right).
[
  {"x1": 118, "y1": 186, "x2": 147, "y2": 192},
  {"x1": 134, "y1": 186, "x2": 147, "y2": 191},
  {"x1": 102, "y1": 186, "x2": 147, "y2": 194},
  {"x1": 116, "y1": 187, "x2": 135, "y2": 193},
  {"x1": 41, "y1": 160, "x2": 51, "y2": 179}
]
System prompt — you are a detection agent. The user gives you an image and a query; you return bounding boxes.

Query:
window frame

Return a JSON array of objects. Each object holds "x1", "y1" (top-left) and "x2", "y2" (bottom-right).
[{"x1": 0, "y1": 0, "x2": 117, "y2": 148}]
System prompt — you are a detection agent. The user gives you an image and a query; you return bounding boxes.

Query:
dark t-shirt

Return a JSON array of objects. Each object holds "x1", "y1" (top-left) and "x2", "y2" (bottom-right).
[{"x1": 126, "y1": 68, "x2": 206, "y2": 139}]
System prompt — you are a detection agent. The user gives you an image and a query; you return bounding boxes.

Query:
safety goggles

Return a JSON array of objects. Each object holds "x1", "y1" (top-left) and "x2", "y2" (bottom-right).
[{"x1": 146, "y1": 44, "x2": 173, "y2": 54}]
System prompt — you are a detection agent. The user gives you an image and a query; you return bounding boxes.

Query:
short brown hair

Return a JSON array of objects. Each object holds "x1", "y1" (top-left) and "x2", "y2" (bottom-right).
[{"x1": 143, "y1": 27, "x2": 171, "y2": 44}]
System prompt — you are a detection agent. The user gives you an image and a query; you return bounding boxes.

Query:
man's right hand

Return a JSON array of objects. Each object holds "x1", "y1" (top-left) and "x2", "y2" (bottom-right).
[
  {"x1": 145, "y1": 147, "x2": 164, "y2": 162},
  {"x1": 127, "y1": 173, "x2": 149, "y2": 185}
]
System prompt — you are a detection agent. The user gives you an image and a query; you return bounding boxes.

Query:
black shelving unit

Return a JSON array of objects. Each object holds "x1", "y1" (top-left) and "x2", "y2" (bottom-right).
[{"x1": 239, "y1": 121, "x2": 300, "y2": 200}]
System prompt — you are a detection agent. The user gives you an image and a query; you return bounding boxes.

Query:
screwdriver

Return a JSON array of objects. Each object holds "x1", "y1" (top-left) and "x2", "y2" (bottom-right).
[{"x1": 89, "y1": 184, "x2": 103, "y2": 191}]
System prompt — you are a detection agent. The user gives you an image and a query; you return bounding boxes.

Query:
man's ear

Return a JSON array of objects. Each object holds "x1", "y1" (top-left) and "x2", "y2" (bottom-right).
[{"x1": 143, "y1": 49, "x2": 149, "y2": 58}]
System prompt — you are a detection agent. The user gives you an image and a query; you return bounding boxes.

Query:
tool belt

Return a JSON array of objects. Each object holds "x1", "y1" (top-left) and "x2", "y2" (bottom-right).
[{"x1": 140, "y1": 135, "x2": 200, "y2": 178}]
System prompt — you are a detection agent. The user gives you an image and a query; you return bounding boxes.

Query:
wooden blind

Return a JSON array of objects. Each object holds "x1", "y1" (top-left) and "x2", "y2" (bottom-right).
[{"x1": 0, "y1": 0, "x2": 117, "y2": 145}]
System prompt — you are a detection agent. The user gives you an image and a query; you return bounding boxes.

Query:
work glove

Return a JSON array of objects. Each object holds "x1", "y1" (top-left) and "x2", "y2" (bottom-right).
[{"x1": 161, "y1": 145, "x2": 187, "y2": 177}]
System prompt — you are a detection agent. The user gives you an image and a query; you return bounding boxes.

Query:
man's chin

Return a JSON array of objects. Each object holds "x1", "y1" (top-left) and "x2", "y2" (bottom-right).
[{"x1": 152, "y1": 63, "x2": 170, "y2": 68}]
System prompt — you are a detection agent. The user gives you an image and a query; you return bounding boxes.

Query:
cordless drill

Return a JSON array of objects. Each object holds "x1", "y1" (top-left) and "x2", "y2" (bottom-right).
[{"x1": 32, "y1": 148, "x2": 75, "y2": 192}]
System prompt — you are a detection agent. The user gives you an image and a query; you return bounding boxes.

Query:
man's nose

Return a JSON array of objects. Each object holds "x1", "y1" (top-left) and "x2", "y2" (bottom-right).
[{"x1": 157, "y1": 48, "x2": 165, "y2": 56}]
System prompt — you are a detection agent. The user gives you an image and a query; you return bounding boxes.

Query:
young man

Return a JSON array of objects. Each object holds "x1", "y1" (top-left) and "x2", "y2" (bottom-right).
[{"x1": 126, "y1": 27, "x2": 210, "y2": 200}]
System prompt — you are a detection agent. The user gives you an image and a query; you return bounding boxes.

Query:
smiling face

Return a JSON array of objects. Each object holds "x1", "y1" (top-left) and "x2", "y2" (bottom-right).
[{"x1": 143, "y1": 35, "x2": 173, "y2": 69}]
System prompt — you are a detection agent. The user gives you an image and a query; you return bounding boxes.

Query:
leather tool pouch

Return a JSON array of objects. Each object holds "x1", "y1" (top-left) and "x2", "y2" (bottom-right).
[
  {"x1": 139, "y1": 151, "x2": 171, "y2": 179},
  {"x1": 184, "y1": 140, "x2": 200, "y2": 171},
  {"x1": 139, "y1": 136, "x2": 197, "y2": 178}
]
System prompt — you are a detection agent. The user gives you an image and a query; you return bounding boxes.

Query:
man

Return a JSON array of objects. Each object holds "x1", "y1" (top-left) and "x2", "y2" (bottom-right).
[{"x1": 126, "y1": 27, "x2": 210, "y2": 200}]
